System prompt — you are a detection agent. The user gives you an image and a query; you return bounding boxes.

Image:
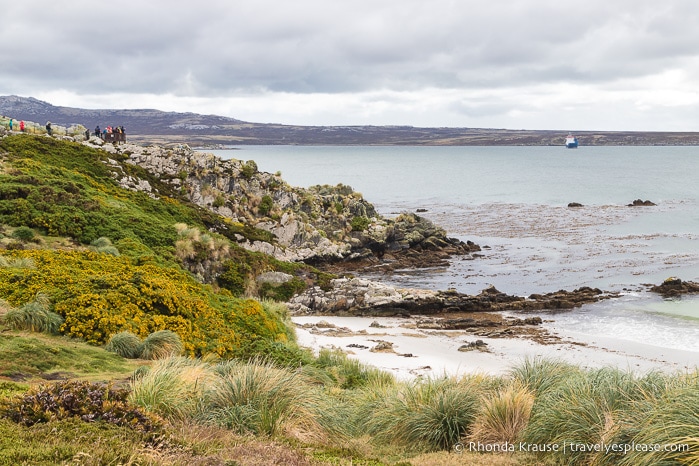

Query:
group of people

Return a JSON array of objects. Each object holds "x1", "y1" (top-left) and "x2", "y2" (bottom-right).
[
  {"x1": 94, "y1": 125, "x2": 126, "y2": 138},
  {"x1": 5, "y1": 118, "x2": 126, "y2": 141},
  {"x1": 94, "y1": 125, "x2": 126, "y2": 143},
  {"x1": 6, "y1": 118, "x2": 26, "y2": 132}
]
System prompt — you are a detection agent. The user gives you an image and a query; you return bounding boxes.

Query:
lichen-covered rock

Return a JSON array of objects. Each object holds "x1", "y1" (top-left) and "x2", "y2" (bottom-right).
[{"x1": 88, "y1": 140, "x2": 479, "y2": 269}]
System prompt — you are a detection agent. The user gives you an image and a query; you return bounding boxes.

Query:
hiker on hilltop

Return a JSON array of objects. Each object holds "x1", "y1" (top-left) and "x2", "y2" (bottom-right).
[
  {"x1": 95, "y1": 125, "x2": 101, "y2": 138},
  {"x1": 46, "y1": 122, "x2": 52, "y2": 136},
  {"x1": 19, "y1": 120, "x2": 25, "y2": 132},
  {"x1": 9, "y1": 119, "x2": 13, "y2": 130}
]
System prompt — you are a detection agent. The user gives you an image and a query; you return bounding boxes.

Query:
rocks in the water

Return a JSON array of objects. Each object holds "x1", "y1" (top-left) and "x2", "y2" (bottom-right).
[
  {"x1": 649, "y1": 277, "x2": 699, "y2": 297},
  {"x1": 567, "y1": 202, "x2": 584, "y2": 208},
  {"x1": 289, "y1": 277, "x2": 614, "y2": 316},
  {"x1": 628, "y1": 199, "x2": 656, "y2": 206}
]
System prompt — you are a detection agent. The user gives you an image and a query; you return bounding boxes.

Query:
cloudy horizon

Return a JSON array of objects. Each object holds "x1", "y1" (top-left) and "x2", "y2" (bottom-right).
[{"x1": 2, "y1": 0, "x2": 699, "y2": 131}]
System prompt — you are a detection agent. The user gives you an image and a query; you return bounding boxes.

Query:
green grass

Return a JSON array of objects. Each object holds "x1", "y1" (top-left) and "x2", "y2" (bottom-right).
[
  {"x1": 0, "y1": 331, "x2": 141, "y2": 383},
  {"x1": 0, "y1": 417, "x2": 153, "y2": 466}
]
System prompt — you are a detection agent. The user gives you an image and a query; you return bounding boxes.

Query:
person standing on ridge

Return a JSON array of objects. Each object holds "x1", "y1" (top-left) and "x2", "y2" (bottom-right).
[
  {"x1": 46, "y1": 122, "x2": 52, "y2": 136},
  {"x1": 19, "y1": 120, "x2": 25, "y2": 132},
  {"x1": 8, "y1": 119, "x2": 13, "y2": 130}
]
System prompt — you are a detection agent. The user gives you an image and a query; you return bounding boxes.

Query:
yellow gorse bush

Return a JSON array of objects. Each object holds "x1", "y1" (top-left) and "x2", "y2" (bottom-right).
[{"x1": 0, "y1": 250, "x2": 291, "y2": 357}]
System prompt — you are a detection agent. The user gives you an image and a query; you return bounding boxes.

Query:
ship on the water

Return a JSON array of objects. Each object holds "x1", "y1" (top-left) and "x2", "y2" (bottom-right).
[{"x1": 565, "y1": 134, "x2": 579, "y2": 148}]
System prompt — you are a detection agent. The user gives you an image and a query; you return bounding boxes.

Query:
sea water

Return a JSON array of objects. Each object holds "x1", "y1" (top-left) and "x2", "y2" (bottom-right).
[{"x1": 212, "y1": 145, "x2": 699, "y2": 352}]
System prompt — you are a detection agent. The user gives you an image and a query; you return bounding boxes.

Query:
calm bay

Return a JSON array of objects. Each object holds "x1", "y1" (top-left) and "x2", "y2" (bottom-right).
[{"x1": 213, "y1": 145, "x2": 699, "y2": 357}]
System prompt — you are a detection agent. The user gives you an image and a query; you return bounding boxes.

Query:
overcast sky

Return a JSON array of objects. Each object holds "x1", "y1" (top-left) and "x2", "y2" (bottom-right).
[{"x1": 2, "y1": 0, "x2": 699, "y2": 130}]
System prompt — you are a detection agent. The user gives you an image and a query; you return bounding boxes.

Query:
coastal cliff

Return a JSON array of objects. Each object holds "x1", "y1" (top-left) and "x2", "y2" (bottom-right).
[{"x1": 84, "y1": 136, "x2": 479, "y2": 270}]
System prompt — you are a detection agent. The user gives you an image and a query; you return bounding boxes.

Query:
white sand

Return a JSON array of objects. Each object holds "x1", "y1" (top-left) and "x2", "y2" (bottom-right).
[{"x1": 292, "y1": 315, "x2": 699, "y2": 380}]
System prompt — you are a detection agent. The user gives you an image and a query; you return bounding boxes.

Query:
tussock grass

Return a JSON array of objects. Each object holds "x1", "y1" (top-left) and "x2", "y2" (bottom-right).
[
  {"x1": 0, "y1": 255, "x2": 36, "y2": 269},
  {"x1": 522, "y1": 367, "x2": 674, "y2": 465},
  {"x1": 356, "y1": 376, "x2": 482, "y2": 451},
  {"x1": 89, "y1": 236, "x2": 120, "y2": 256},
  {"x1": 470, "y1": 381, "x2": 535, "y2": 445},
  {"x1": 314, "y1": 348, "x2": 396, "y2": 389},
  {"x1": 129, "y1": 357, "x2": 212, "y2": 422},
  {"x1": 140, "y1": 330, "x2": 184, "y2": 360},
  {"x1": 105, "y1": 331, "x2": 144, "y2": 359},
  {"x1": 2, "y1": 293, "x2": 63, "y2": 334},
  {"x1": 203, "y1": 358, "x2": 324, "y2": 437},
  {"x1": 616, "y1": 371, "x2": 699, "y2": 466},
  {"x1": 509, "y1": 356, "x2": 580, "y2": 396}
]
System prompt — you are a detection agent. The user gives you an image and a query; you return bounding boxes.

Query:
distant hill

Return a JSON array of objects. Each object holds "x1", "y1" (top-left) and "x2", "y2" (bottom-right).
[{"x1": 2, "y1": 95, "x2": 699, "y2": 146}]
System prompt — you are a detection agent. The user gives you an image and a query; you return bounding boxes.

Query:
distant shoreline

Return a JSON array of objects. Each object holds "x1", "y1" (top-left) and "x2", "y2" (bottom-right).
[{"x1": 4, "y1": 95, "x2": 699, "y2": 148}]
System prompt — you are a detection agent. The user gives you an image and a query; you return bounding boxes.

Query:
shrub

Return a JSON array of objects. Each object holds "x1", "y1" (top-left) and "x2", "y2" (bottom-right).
[
  {"x1": 90, "y1": 236, "x2": 120, "y2": 256},
  {"x1": 212, "y1": 194, "x2": 226, "y2": 208},
  {"x1": 0, "y1": 380, "x2": 161, "y2": 434},
  {"x1": 240, "y1": 160, "x2": 258, "y2": 179},
  {"x1": 105, "y1": 331, "x2": 144, "y2": 359},
  {"x1": 10, "y1": 226, "x2": 35, "y2": 242},
  {"x1": 2, "y1": 293, "x2": 63, "y2": 334},
  {"x1": 236, "y1": 339, "x2": 314, "y2": 368},
  {"x1": 258, "y1": 195, "x2": 274, "y2": 216},
  {"x1": 350, "y1": 216, "x2": 370, "y2": 231},
  {"x1": 258, "y1": 277, "x2": 306, "y2": 302},
  {"x1": 140, "y1": 330, "x2": 184, "y2": 360},
  {"x1": 0, "y1": 250, "x2": 290, "y2": 358}
]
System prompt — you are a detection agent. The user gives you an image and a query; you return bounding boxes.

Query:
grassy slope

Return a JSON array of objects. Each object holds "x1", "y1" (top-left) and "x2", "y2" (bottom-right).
[{"x1": 0, "y1": 134, "x2": 318, "y2": 358}]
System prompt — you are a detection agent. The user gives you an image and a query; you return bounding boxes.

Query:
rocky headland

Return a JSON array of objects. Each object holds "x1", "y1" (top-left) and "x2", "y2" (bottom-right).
[{"x1": 72, "y1": 134, "x2": 479, "y2": 273}]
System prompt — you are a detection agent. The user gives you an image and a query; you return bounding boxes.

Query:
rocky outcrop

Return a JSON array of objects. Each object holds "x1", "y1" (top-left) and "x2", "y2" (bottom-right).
[
  {"x1": 649, "y1": 277, "x2": 699, "y2": 297},
  {"x1": 288, "y1": 278, "x2": 614, "y2": 316},
  {"x1": 82, "y1": 140, "x2": 479, "y2": 267},
  {"x1": 627, "y1": 199, "x2": 656, "y2": 206}
]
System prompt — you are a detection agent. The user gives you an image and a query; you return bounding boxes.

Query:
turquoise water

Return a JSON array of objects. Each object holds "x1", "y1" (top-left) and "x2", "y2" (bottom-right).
[{"x1": 212, "y1": 145, "x2": 699, "y2": 351}]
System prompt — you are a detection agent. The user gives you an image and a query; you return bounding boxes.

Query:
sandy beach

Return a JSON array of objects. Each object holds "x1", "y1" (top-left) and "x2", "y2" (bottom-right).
[{"x1": 292, "y1": 314, "x2": 699, "y2": 379}]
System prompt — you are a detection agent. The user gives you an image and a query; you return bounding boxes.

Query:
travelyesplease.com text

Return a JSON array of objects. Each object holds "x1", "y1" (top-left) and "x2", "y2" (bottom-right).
[{"x1": 455, "y1": 441, "x2": 690, "y2": 455}]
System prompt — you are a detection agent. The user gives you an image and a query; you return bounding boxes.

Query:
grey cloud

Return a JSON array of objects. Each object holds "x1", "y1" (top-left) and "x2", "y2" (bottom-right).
[{"x1": 2, "y1": 0, "x2": 699, "y2": 129}]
